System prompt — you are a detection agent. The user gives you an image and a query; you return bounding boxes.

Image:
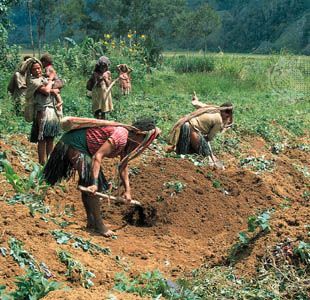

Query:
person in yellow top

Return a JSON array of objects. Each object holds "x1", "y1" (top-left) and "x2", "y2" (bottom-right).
[
  {"x1": 86, "y1": 56, "x2": 118, "y2": 120},
  {"x1": 168, "y1": 93, "x2": 233, "y2": 166}
]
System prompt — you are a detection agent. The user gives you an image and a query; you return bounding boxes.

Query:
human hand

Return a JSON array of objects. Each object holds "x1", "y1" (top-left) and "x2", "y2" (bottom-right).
[
  {"x1": 87, "y1": 185, "x2": 98, "y2": 194},
  {"x1": 56, "y1": 101, "x2": 63, "y2": 109},
  {"x1": 122, "y1": 191, "x2": 132, "y2": 203}
]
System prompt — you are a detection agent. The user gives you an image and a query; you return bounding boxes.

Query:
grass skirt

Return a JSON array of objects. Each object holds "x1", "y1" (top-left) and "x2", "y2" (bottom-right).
[
  {"x1": 43, "y1": 141, "x2": 108, "y2": 191},
  {"x1": 30, "y1": 107, "x2": 60, "y2": 143},
  {"x1": 176, "y1": 123, "x2": 211, "y2": 156}
]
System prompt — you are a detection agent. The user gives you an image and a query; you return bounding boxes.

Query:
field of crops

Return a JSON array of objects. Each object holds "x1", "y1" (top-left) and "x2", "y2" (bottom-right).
[{"x1": 0, "y1": 43, "x2": 309, "y2": 299}]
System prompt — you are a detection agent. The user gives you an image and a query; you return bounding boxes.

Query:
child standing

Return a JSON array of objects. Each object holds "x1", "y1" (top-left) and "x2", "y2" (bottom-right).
[{"x1": 117, "y1": 64, "x2": 133, "y2": 95}]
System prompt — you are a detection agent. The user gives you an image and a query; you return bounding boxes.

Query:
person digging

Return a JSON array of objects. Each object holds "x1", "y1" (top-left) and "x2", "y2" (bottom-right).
[
  {"x1": 43, "y1": 117, "x2": 160, "y2": 237},
  {"x1": 168, "y1": 93, "x2": 233, "y2": 168}
]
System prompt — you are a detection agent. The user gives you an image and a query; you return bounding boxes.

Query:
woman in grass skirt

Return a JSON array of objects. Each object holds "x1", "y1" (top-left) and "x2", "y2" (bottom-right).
[
  {"x1": 43, "y1": 118, "x2": 160, "y2": 237},
  {"x1": 25, "y1": 59, "x2": 61, "y2": 165}
]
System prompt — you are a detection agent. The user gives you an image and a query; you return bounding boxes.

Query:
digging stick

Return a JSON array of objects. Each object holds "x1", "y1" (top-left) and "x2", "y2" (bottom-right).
[
  {"x1": 208, "y1": 141, "x2": 225, "y2": 170},
  {"x1": 78, "y1": 185, "x2": 141, "y2": 206}
]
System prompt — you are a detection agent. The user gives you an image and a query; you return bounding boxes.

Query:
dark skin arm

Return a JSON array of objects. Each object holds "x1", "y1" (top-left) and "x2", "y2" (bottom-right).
[
  {"x1": 37, "y1": 73, "x2": 59, "y2": 95},
  {"x1": 87, "y1": 139, "x2": 131, "y2": 201}
]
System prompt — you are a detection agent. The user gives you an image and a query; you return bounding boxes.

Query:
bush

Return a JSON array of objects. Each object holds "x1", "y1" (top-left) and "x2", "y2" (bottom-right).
[
  {"x1": 44, "y1": 33, "x2": 162, "y2": 80},
  {"x1": 167, "y1": 55, "x2": 215, "y2": 73}
]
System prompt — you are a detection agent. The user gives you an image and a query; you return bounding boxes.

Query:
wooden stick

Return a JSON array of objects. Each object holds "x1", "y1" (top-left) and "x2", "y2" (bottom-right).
[{"x1": 78, "y1": 185, "x2": 141, "y2": 206}]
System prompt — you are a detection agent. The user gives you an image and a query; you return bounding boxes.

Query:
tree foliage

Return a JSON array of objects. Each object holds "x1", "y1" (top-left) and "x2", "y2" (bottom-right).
[{"x1": 7, "y1": 0, "x2": 310, "y2": 54}]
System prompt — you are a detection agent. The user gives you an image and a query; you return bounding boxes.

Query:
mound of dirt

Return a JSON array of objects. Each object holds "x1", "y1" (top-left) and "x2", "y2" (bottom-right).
[{"x1": 0, "y1": 135, "x2": 309, "y2": 298}]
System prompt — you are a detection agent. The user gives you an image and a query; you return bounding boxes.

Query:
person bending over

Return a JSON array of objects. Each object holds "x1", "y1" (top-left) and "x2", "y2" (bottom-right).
[
  {"x1": 43, "y1": 118, "x2": 160, "y2": 237},
  {"x1": 169, "y1": 93, "x2": 233, "y2": 165}
]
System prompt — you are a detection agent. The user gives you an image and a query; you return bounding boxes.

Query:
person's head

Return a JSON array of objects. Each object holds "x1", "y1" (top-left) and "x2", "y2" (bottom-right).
[
  {"x1": 23, "y1": 55, "x2": 32, "y2": 61},
  {"x1": 40, "y1": 53, "x2": 53, "y2": 67},
  {"x1": 31, "y1": 62, "x2": 43, "y2": 78},
  {"x1": 125, "y1": 118, "x2": 158, "y2": 154},
  {"x1": 220, "y1": 102, "x2": 233, "y2": 125},
  {"x1": 95, "y1": 56, "x2": 110, "y2": 73},
  {"x1": 117, "y1": 64, "x2": 128, "y2": 73}
]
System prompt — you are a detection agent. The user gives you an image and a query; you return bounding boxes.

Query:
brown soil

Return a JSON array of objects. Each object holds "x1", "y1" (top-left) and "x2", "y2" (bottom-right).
[{"x1": 0, "y1": 135, "x2": 309, "y2": 299}]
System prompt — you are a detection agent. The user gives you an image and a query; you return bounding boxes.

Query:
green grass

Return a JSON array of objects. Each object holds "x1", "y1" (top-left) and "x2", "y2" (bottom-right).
[{"x1": 1, "y1": 53, "x2": 309, "y2": 146}]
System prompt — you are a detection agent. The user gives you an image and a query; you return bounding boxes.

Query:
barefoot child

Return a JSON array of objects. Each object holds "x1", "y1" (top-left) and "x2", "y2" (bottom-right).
[{"x1": 117, "y1": 64, "x2": 133, "y2": 95}]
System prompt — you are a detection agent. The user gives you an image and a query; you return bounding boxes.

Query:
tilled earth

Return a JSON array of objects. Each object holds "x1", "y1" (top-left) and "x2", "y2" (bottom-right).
[{"x1": 0, "y1": 134, "x2": 309, "y2": 299}]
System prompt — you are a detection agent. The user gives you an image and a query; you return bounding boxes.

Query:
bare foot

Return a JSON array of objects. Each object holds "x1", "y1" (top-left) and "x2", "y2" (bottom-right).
[
  {"x1": 101, "y1": 229, "x2": 115, "y2": 237},
  {"x1": 166, "y1": 145, "x2": 175, "y2": 153}
]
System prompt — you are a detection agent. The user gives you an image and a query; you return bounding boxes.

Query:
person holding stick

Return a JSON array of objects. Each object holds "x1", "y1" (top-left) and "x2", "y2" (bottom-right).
[
  {"x1": 168, "y1": 92, "x2": 233, "y2": 167},
  {"x1": 43, "y1": 117, "x2": 160, "y2": 237}
]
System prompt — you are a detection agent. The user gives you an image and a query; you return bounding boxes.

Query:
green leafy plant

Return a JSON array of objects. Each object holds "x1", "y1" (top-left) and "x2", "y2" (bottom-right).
[
  {"x1": 51, "y1": 230, "x2": 111, "y2": 255},
  {"x1": 212, "y1": 179, "x2": 222, "y2": 189},
  {"x1": 0, "y1": 155, "x2": 47, "y2": 194},
  {"x1": 7, "y1": 194, "x2": 50, "y2": 217},
  {"x1": 3, "y1": 269, "x2": 60, "y2": 300},
  {"x1": 228, "y1": 211, "x2": 272, "y2": 264},
  {"x1": 7, "y1": 237, "x2": 53, "y2": 280},
  {"x1": 114, "y1": 270, "x2": 199, "y2": 299},
  {"x1": 293, "y1": 241, "x2": 310, "y2": 265},
  {"x1": 9, "y1": 237, "x2": 38, "y2": 270},
  {"x1": 293, "y1": 164, "x2": 310, "y2": 178},
  {"x1": 57, "y1": 250, "x2": 95, "y2": 289},
  {"x1": 240, "y1": 156, "x2": 274, "y2": 172},
  {"x1": 164, "y1": 181, "x2": 186, "y2": 193}
]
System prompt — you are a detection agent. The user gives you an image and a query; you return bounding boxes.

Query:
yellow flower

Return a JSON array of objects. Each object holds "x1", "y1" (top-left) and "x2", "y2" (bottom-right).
[
  {"x1": 104, "y1": 34, "x2": 111, "y2": 39},
  {"x1": 127, "y1": 34, "x2": 132, "y2": 39},
  {"x1": 141, "y1": 35, "x2": 146, "y2": 39}
]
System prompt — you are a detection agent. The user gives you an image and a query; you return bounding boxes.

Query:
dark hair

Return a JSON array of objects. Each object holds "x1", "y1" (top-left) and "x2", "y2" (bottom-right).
[
  {"x1": 40, "y1": 53, "x2": 53, "y2": 65},
  {"x1": 23, "y1": 55, "x2": 32, "y2": 61},
  {"x1": 220, "y1": 102, "x2": 233, "y2": 114},
  {"x1": 94, "y1": 56, "x2": 110, "y2": 73},
  {"x1": 132, "y1": 118, "x2": 156, "y2": 131},
  {"x1": 94, "y1": 63, "x2": 108, "y2": 73}
]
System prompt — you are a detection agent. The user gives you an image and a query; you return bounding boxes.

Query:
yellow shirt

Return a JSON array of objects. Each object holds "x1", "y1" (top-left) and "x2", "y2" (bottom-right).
[{"x1": 189, "y1": 112, "x2": 223, "y2": 141}]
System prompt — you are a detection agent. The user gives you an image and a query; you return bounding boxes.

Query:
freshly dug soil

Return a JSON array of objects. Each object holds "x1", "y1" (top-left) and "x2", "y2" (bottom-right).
[{"x1": 0, "y1": 135, "x2": 308, "y2": 299}]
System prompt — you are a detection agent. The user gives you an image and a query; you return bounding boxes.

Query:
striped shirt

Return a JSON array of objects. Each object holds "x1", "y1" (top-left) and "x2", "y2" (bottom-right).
[{"x1": 86, "y1": 126, "x2": 128, "y2": 157}]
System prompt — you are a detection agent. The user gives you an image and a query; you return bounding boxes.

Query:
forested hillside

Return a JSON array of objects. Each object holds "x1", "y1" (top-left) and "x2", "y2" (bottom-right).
[{"x1": 8, "y1": 0, "x2": 309, "y2": 54}]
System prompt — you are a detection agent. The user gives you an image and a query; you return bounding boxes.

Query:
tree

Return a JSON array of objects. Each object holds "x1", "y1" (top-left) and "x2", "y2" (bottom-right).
[{"x1": 173, "y1": 4, "x2": 220, "y2": 51}]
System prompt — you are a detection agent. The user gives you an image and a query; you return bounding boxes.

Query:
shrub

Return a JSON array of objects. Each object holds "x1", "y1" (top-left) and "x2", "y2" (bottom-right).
[{"x1": 167, "y1": 55, "x2": 215, "y2": 73}]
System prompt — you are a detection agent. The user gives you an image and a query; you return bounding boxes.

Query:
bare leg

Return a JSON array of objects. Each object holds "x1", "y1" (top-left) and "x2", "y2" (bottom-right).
[
  {"x1": 38, "y1": 140, "x2": 46, "y2": 165},
  {"x1": 46, "y1": 137, "x2": 54, "y2": 160},
  {"x1": 82, "y1": 192, "x2": 95, "y2": 229},
  {"x1": 189, "y1": 130, "x2": 201, "y2": 153},
  {"x1": 67, "y1": 147, "x2": 113, "y2": 237},
  {"x1": 87, "y1": 195, "x2": 113, "y2": 237}
]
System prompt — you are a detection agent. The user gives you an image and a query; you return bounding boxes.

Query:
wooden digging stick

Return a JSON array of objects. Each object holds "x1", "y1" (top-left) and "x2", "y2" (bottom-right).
[{"x1": 78, "y1": 185, "x2": 141, "y2": 206}]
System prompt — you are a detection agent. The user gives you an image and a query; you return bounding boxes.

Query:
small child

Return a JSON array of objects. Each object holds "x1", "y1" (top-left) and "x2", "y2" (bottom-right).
[
  {"x1": 117, "y1": 64, "x2": 133, "y2": 95},
  {"x1": 40, "y1": 54, "x2": 63, "y2": 116}
]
